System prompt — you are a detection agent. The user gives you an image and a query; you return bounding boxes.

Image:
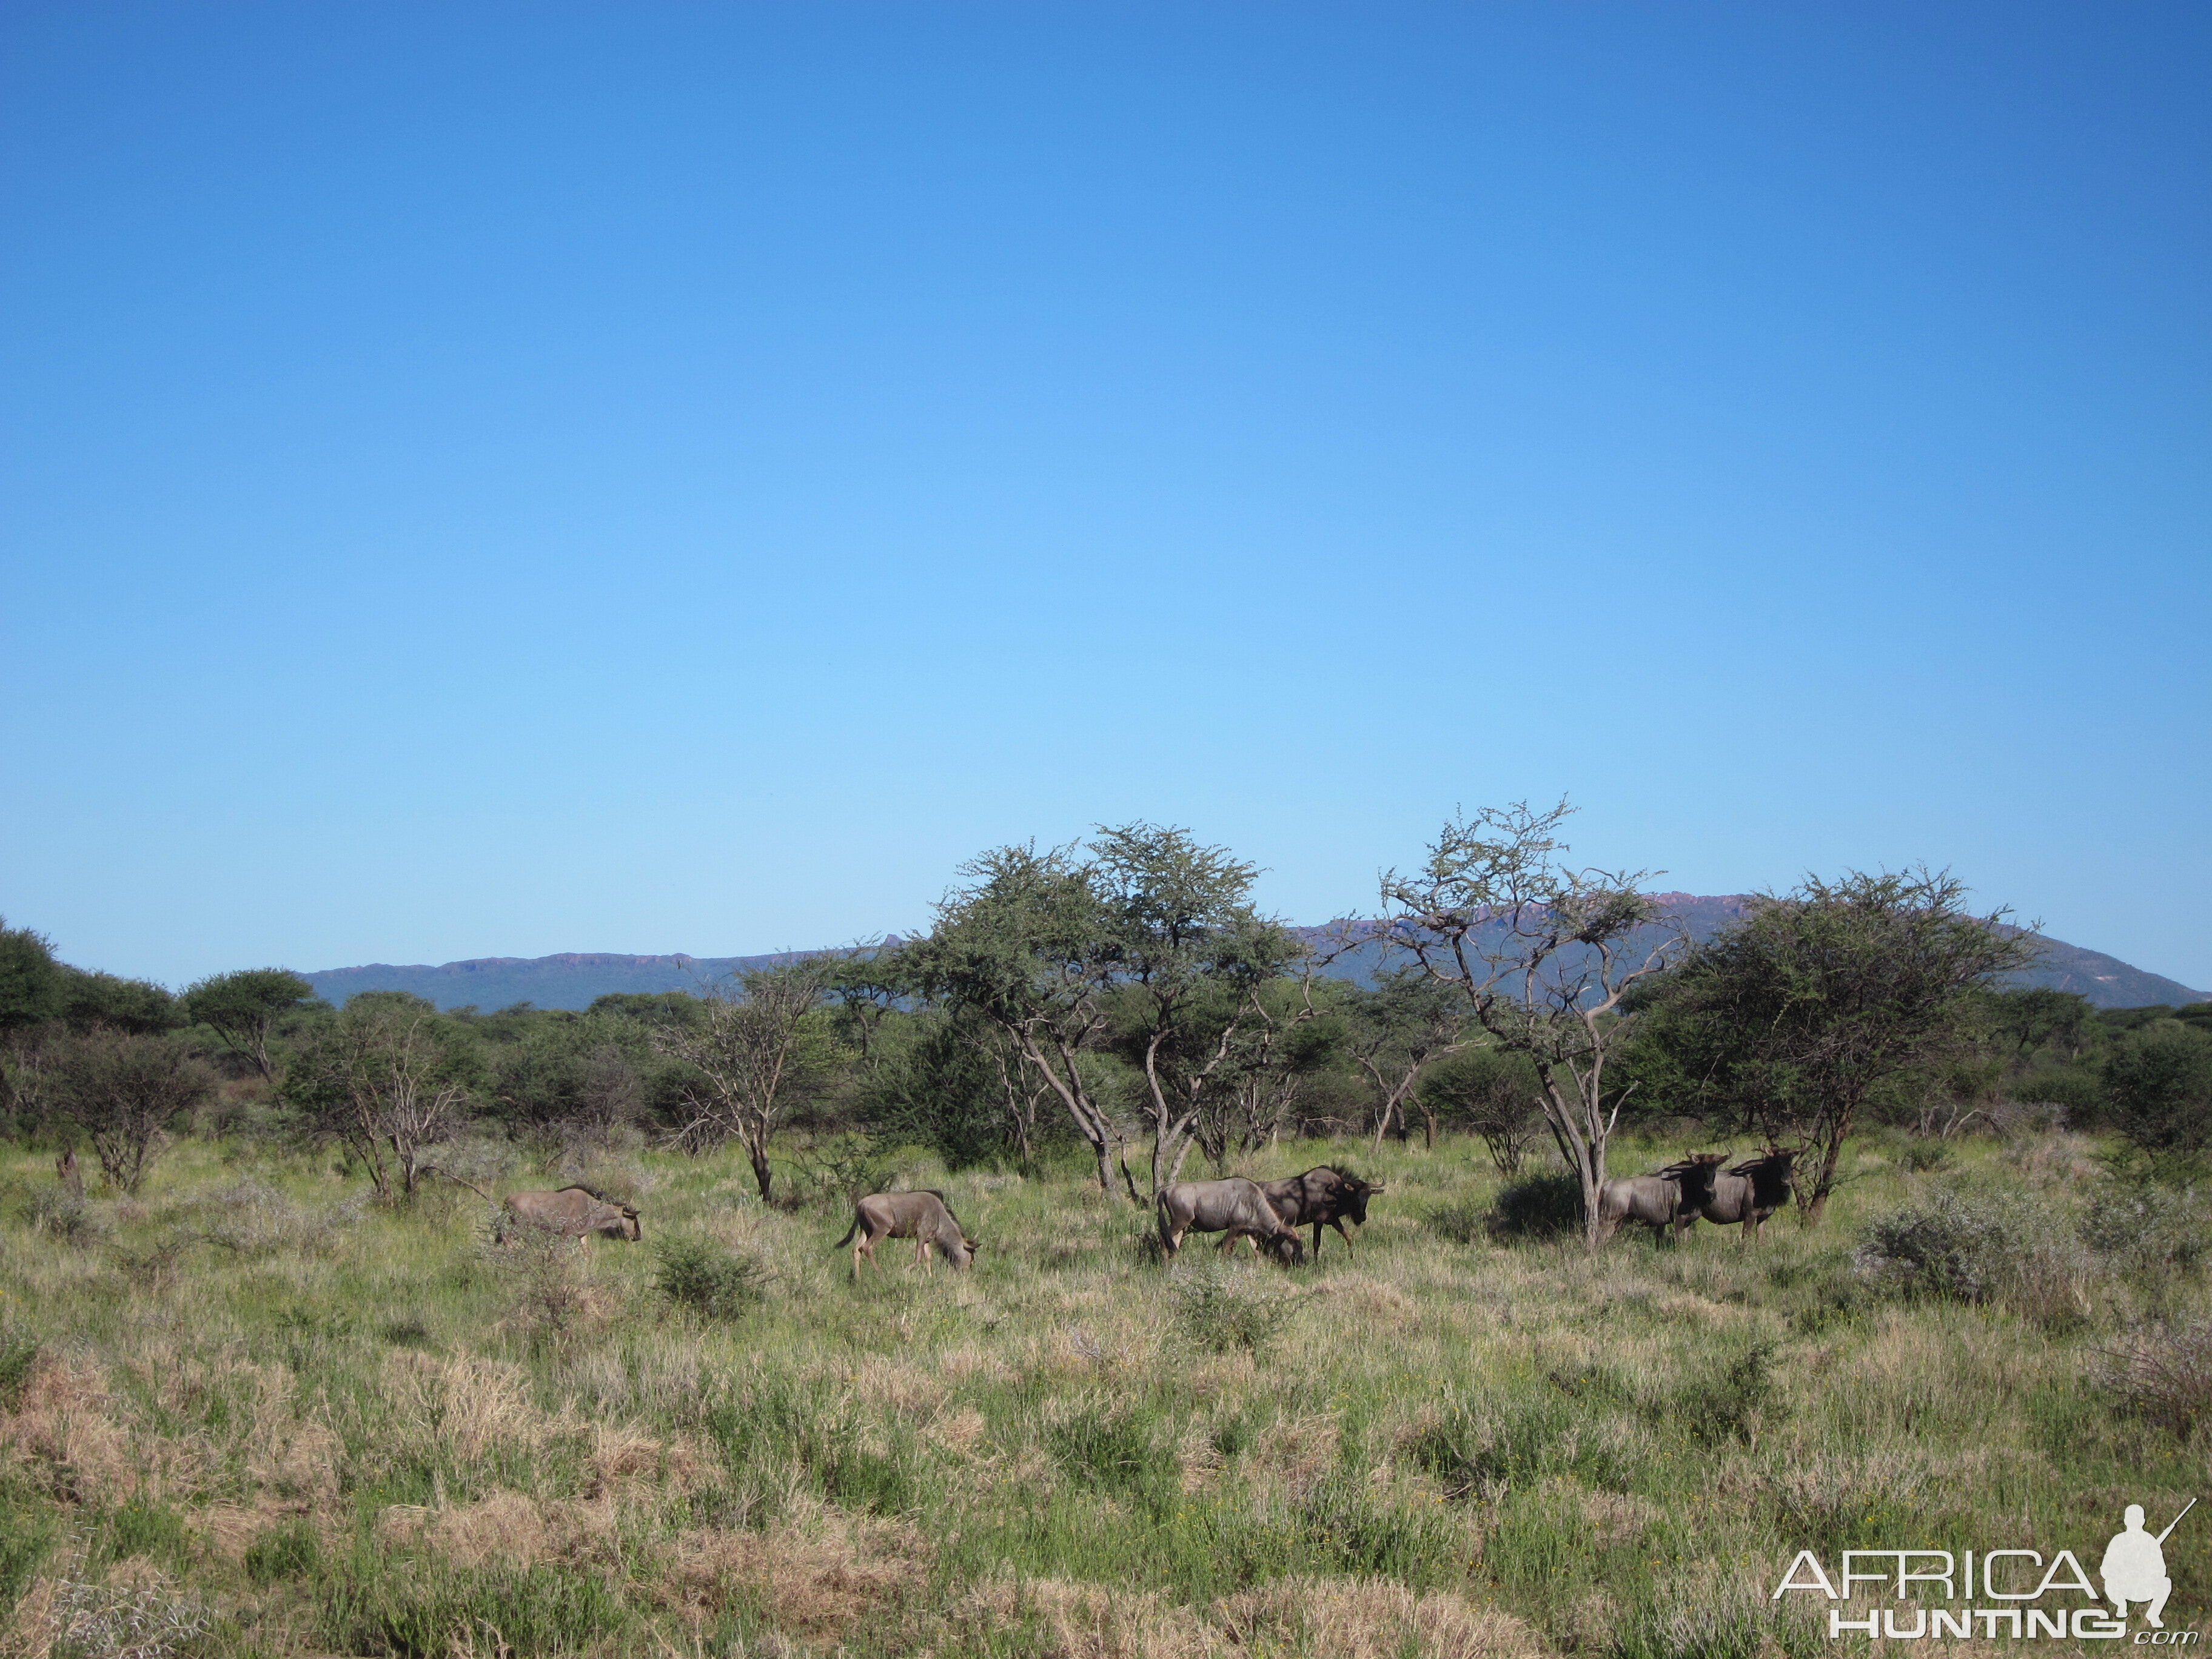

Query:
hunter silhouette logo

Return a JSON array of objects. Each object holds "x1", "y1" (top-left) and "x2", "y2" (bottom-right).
[
  {"x1": 1772, "y1": 1499, "x2": 2198, "y2": 1642},
  {"x1": 2105, "y1": 1501, "x2": 2194, "y2": 1630}
]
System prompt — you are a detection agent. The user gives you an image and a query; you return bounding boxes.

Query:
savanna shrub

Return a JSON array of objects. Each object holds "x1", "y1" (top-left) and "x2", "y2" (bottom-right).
[
  {"x1": 1854, "y1": 1184, "x2": 2084, "y2": 1315},
  {"x1": 1672, "y1": 1341, "x2": 1783, "y2": 1447},
  {"x1": 1484, "y1": 1173, "x2": 1582, "y2": 1242},
  {"x1": 1167, "y1": 1261, "x2": 1290, "y2": 1355},
  {"x1": 2011, "y1": 1066, "x2": 2103, "y2": 1118},
  {"x1": 2080, "y1": 1182, "x2": 2210, "y2": 1276},
  {"x1": 1897, "y1": 1139, "x2": 1954, "y2": 1174},
  {"x1": 652, "y1": 1236, "x2": 768, "y2": 1320},
  {"x1": 2105, "y1": 1021, "x2": 2212, "y2": 1156},
  {"x1": 2096, "y1": 1319, "x2": 2212, "y2": 1437}
]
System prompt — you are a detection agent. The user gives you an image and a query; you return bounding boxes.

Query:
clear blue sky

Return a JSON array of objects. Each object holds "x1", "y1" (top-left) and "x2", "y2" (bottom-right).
[{"x1": 3, "y1": 2, "x2": 2207, "y2": 991}]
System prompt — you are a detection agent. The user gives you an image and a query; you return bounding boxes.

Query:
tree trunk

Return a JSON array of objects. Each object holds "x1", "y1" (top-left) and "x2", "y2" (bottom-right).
[
  {"x1": 1798, "y1": 1104, "x2": 1854, "y2": 1224},
  {"x1": 746, "y1": 1134, "x2": 775, "y2": 1202}
]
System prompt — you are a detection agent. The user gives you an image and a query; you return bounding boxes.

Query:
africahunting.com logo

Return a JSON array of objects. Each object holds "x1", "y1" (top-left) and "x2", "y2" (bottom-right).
[{"x1": 1772, "y1": 1500, "x2": 2197, "y2": 1643}]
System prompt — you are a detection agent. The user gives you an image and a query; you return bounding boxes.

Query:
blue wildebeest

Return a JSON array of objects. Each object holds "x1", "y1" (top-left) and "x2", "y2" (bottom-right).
[
  {"x1": 1256, "y1": 1167, "x2": 1383, "y2": 1261},
  {"x1": 495, "y1": 1185, "x2": 642, "y2": 1242},
  {"x1": 836, "y1": 1190, "x2": 979, "y2": 1278},
  {"x1": 1680, "y1": 1147, "x2": 1801, "y2": 1242},
  {"x1": 1597, "y1": 1153, "x2": 1726, "y2": 1245},
  {"x1": 1156, "y1": 1178, "x2": 1307, "y2": 1265}
]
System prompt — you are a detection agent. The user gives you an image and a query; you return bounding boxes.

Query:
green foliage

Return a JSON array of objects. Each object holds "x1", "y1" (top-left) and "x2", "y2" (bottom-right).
[
  {"x1": 1635, "y1": 869, "x2": 2036, "y2": 1217},
  {"x1": 321, "y1": 1558, "x2": 629, "y2": 1659},
  {"x1": 55, "y1": 965, "x2": 181, "y2": 1034},
  {"x1": 652, "y1": 1235, "x2": 767, "y2": 1319},
  {"x1": 2103, "y1": 1019, "x2": 2212, "y2": 1157},
  {"x1": 0, "y1": 1472, "x2": 55, "y2": 1608},
  {"x1": 41, "y1": 1031, "x2": 215, "y2": 1193},
  {"x1": 244, "y1": 1517, "x2": 323, "y2": 1583},
  {"x1": 181, "y1": 967, "x2": 316, "y2": 1079},
  {"x1": 1044, "y1": 1401, "x2": 1176, "y2": 1513},
  {"x1": 0, "y1": 1316, "x2": 40, "y2": 1409},
  {"x1": 1672, "y1": 1341, "x2": 1781, "y2": 1446},
  {"x1": 2080, "y1": 1181, "x2": 2212, "y2": 1277},
  {"x1": 484, "y1": 1013, "x2": 648, "y2": 1139},
  {"x1": 0, "y1": 918, "x2": 62, "y2": 1034},
  {"x1": 1483, "y1": 1171, "x2": 1582, "y2": 1241},
  {"x1": 1165, "y1": 1261, "x2": 1290, "y2": 1355},
  {"x1": 1854, "y1": 1182, "x2": 2079, "y2": 1307},
  {"x1": 1419, "y1": 1047, "x2": 1546, "y2": 1171},
  {"x1": 2011, "y1": 1064, "x2": 2104, "y2": 1116}
]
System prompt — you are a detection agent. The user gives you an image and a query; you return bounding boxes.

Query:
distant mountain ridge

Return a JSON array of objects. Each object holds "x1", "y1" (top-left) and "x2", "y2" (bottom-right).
[{"x1": 304, "y1": 897, "x2": 2208, "y2": 1013}]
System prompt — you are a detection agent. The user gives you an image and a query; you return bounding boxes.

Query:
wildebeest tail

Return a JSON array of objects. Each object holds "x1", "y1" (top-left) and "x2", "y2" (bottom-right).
[{"x1": 834, "y1": 1212, "x2": 860, "y2": 1250}]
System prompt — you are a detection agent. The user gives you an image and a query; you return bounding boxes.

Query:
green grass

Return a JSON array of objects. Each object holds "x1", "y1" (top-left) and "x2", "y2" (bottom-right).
[{"x1": 0, "y1": 1127, "x2": 2204, "y2": 1657}]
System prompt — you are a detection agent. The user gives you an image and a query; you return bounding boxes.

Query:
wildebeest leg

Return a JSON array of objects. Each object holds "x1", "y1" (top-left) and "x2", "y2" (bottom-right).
[{"x1": 1329, "y1": 1218, "x2": 1355, "y2": 1258}]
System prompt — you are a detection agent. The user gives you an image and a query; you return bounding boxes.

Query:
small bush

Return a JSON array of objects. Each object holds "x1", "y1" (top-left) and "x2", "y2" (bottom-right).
[
  {"x1": 1853, "y1": 1184, "x2": 2082, "y2": 1310},
  {"x1": 28, "y1": 1184, "x2": 104, "y2": 1245},
  {"x1": 1167, "y1": 1261, "x2": 1291, "y2": 1355},
  {"x1": 2012, "y1": 1066, "x2": 2103, "y2": 1116},
  {"x1": 1484, "y1": 1173, "x2": 1582, "y2": 1242},
  {"x1": 1671, "y1": 1341, "x2": 1782, "y2": 1447},
  {"x1": 2096, "y1": 1319, "x2": 2212, "y2": 1437},
  {"x1": 480, "y1": 1227, "x2": 588, "y2": 1341},
  {"x1": 1898, "y1": 1139, "x2": 1954, "y2": 1173},
  {"x1": 2081, "y1": 1182, "x2": 2211, "y2": 1277},
  {"x1": 652, "y1": 1236, "x2": 768, "y2": 1319}
]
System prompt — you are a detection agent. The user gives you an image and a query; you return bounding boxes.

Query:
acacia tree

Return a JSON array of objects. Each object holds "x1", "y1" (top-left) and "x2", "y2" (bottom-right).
[
  {"x1": 287, "y1": 993, "x2": 472, "y2": 1199},
  {"x1": 1639, "y1": 868, "x2": 2036, "y2": 1221},
  {"x1": 655, "y1": 958, "x2": 844, "y2": 1202},
  {"x1": 183, "y1": 968, "x2": 317, "y2": 1080},
  {"x1": 44, "y1": 1031, "x2": 214, "y2": 1193},
  {"x1": 907, "y1": 845, "x2": 1125, "y2": 1193},
  {"x1": 1379, "y1": 800, "x2": 1683, "y2": 1249},
  {"x1": 1342, "y1": 967, "x2": 1471, "y2": 1151},
  {"x1": 1092, "y1": 824, "x2": 1311, "y2": 1193}
]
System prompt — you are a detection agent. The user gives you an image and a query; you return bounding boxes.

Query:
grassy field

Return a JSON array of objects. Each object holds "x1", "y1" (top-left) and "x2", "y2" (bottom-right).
[{"x1": 0, "y1": 1127, "x2": 2203, "y2": 1658}]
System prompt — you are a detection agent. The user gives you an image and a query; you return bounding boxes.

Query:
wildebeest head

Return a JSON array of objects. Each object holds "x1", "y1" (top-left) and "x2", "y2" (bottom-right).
[
  {"x1": 1657, "y1": 1151, "x2": 1728, "y2": 1210},
  {"x1": 1729, "y1": 1147, "x2": 1802, "y2": 1208},
  {"x1": 1267, "y1": 1230, "x2": 1309, "y2": 1267},
  {"x1": 610, "y1": 1204, "x2": 642, "y2": 1241},
  {"x1": 1305, "y1": 1167, "x2": 1383, "y2": 1227}
]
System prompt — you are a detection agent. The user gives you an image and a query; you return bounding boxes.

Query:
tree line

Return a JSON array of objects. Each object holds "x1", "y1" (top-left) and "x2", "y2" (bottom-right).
[{"x1": 4, "y1": 801, "x2": 2207, "y2": 1245}]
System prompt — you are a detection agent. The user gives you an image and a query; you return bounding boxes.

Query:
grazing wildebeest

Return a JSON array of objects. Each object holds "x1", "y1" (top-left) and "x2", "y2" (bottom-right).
[
  {"x1": 836, "y1": 1190, "x2": 979, "y2": 1278},
  {"x1": 495, "y1": 1185, "x2": 641, "y2": 1242},
  {"x1": 1597, "y1": 1153, "x2": 1726, "y2": 1245},
  {"x1": 1157, "y1": 1178, "x2": 1307, "y2": 1265},
  {"x1": 1255, "y1": 1167, "x2": 1383, "y2": 1261},
  {"x1": 1680, "y1": 1147, "x2": 1801, "y2": 1243}
]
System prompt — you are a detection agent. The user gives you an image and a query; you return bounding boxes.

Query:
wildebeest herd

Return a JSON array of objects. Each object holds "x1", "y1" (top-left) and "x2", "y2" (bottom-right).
[{"x1": 483, "y1": 1150, "x2": 1800, "y2": 1272}]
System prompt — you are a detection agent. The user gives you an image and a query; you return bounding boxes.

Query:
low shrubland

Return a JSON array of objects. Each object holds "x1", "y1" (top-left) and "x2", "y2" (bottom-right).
[{"x1": 0, "y1": 1127, "x2": 2205, "y2": 1659}]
